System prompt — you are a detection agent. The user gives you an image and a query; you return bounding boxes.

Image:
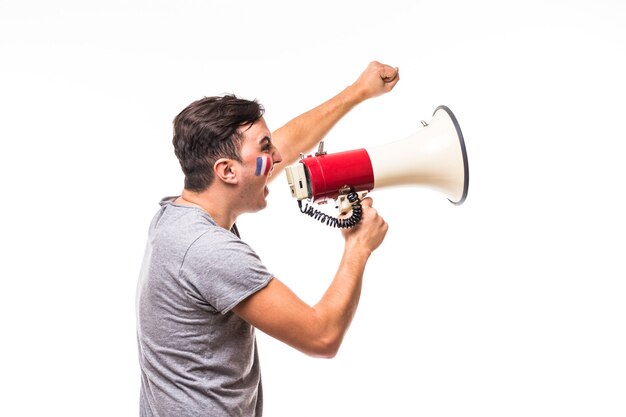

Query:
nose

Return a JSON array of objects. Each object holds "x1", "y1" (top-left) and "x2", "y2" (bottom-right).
[{"x1": 272, "y1": 147, "x2": 282, "y2": 165}]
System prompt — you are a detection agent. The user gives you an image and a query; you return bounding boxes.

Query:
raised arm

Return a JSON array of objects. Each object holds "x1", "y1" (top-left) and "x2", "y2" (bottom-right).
[
  {"x1": 268, "y1": 61, "x2": 400, "y2": 182},
  {"x1": 232, "y1": 198, "x2": 388, "y2": 358}
]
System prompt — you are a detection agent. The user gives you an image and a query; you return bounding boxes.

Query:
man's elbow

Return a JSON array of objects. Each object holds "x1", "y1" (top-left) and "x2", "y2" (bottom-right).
[
  {"x1": 298, "y1": 309, "x2": 347, "y2": 358},
  {"x1": 304, "y1": 335, "x2": 342, "y2": 359}
]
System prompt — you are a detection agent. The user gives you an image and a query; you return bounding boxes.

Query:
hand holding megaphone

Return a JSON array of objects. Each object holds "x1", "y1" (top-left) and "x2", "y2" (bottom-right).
[
  {"x1": 285, "y1": 105, "x2": 469, "y2": 228},
  {"x1": 340, "y1": 197, "x2": 389, "y2": 253}
]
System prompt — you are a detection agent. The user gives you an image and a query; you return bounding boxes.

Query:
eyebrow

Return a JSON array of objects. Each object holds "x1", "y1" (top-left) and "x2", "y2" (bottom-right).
[{"x1": 259, "y1": 136, "x2": 272, "y2": 144}]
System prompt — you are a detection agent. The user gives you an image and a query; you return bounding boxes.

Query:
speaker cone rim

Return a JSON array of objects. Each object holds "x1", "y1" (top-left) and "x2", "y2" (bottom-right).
[{"x1": 434, "y1": 105, "x2": 469, "y2": 205}]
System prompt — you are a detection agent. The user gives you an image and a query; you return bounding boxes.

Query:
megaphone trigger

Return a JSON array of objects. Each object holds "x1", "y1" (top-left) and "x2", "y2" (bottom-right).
[{"x1": 337, "y1": 190, "x2": 368, "y2": 215}]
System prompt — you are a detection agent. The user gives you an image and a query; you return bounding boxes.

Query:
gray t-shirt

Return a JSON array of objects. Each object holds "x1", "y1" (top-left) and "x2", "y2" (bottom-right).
[{"x1": 136, "y1": 197, "x2": 273, "y2": 417}]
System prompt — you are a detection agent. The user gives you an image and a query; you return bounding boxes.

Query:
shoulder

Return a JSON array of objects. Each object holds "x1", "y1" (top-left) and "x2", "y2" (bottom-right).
[{"x1": 186, "y1": 226, "x2": 257, "y2": 263}]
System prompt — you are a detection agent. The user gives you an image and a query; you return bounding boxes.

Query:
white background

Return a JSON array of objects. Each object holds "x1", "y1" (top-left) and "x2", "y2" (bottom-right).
[{"x1": 1, "y1": 1, "x2": 625, "y2": 416}]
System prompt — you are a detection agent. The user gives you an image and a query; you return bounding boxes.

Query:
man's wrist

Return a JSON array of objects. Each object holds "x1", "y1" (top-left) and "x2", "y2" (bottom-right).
[
  {"x1": 344, "y1": 240, "x2": 372, "y2": 262},
  {"x1": 341, "y1": 83, "x2": 368, "y2": 108}
]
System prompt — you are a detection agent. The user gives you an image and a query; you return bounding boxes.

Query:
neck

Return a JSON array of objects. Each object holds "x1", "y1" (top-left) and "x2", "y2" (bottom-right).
[{"x1": 177, "y1": 189, "x2": 237, "y2": 230}]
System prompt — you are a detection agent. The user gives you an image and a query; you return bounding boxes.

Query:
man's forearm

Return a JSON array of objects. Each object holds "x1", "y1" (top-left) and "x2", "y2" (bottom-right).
[
  {"x1": 311, "y1": 243, "x2": 372, "y2": 356},
  {"x1": 271, "y1": 84, "x2": 364, "y2": 173},
  {"x1": 269, "y1": 61, "x2": 399, "y2": 182}
]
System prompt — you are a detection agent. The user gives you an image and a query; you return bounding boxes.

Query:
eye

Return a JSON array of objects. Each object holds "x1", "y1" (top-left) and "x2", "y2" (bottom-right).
[{"x1": 261, "y1": 139, "x2": 273, "y2": 152}]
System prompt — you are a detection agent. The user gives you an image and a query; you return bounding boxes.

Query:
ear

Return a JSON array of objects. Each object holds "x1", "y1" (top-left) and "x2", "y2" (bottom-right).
[{"x1": 214, "y1": 159, "x2": 238, "y2": 184}]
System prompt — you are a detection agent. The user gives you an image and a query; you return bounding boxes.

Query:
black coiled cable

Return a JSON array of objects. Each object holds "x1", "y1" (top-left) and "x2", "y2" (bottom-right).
[{"x1": 297, "y1": 191, "x2": 363, "y2": 228}]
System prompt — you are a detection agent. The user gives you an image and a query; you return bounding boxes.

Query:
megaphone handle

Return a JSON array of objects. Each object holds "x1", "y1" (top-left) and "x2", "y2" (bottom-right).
[{"x1": 298, "y1": 191, "x2": 363, "y2": 228}]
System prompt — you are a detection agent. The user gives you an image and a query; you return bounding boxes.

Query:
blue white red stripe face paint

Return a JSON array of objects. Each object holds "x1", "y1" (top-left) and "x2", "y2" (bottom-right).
[{"x1": 255, "y1": 156, "x2": 272, "y2": 176}]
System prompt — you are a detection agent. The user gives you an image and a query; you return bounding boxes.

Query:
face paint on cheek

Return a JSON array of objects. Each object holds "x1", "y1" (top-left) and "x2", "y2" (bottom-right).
[{"x1": 255, "y1": 156, "x2": 272, "y2": 176}]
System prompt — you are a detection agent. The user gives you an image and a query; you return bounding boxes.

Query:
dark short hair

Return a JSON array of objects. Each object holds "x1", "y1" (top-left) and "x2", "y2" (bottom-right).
[{"x1": 172, "y1": 94, "x2": 265, "y2": 191}]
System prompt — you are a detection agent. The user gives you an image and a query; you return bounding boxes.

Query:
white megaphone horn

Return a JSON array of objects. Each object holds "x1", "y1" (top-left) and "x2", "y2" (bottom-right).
[{"x1": 284, "y1": 105, "x2": 469, "y2": 228}]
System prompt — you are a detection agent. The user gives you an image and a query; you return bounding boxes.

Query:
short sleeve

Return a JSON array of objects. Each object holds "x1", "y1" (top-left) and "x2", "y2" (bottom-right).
[{"x1": 179, "y1": 228, "x2": 273, "y2": 314}]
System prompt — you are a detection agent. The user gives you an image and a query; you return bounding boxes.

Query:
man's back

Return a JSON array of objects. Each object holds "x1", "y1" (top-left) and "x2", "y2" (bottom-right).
[{"x1": 136, "y1": 197, "x2": 273, "y2": 417}]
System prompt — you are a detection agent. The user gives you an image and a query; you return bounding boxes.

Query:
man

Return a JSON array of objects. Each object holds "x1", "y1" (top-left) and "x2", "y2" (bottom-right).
[{"x1": 136, "y1": 61, "x2": 400, "y2": 416}]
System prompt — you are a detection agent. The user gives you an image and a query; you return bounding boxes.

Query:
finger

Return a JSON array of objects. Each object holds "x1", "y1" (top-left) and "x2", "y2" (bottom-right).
[
  {"x1": 360, "y1": 197, "x2": 374, "y2": 208},
  {"x1": 381, "y1": 66, "x2": 399, "y2": 82}
]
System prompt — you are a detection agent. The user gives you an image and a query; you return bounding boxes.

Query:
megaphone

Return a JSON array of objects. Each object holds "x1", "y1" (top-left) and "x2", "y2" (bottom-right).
[{"x1": 285, "y1": 105, "x2": 469, "y2": 227}]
